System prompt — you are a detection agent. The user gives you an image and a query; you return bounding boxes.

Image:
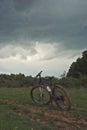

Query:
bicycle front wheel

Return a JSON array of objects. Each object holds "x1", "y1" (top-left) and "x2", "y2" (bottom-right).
[
  {"x1": 31, "y1": 86, "x2": 51, "y2": 105},
  {"x1": 53, "y1": 85, "x2": 71, "y2": 111}
]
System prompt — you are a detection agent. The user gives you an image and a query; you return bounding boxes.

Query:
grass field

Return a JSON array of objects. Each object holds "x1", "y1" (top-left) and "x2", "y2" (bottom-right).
[{"x1": 0, "y1": 87, "x2": 87, "y2": 130}]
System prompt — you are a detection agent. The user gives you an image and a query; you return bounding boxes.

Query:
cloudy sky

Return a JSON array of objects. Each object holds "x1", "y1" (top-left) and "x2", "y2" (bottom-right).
[{"x1": 0, "y1": 0, "x2": 87, "y2": 77}]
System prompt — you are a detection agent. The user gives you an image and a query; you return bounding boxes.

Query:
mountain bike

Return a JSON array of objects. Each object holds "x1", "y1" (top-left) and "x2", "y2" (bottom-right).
[{"x1": 31, "y1": 71, "x2": 71, "y2": 111}]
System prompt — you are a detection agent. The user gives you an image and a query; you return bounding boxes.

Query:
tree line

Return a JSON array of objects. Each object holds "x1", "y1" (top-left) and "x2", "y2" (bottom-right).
[
  {"x1": 0, "y1": 73, "x2": 33, "y2": 88},
  {"x1": 67, "y1": 50, "x2": 87, "y2": 78},
  {"x1": 0, "y1": 50, "x2": 87, "y2": 88}
]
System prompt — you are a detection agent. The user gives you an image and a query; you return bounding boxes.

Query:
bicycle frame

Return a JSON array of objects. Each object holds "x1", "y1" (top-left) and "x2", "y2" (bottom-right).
[{"x1": 35, "y1": 71, "x2": 54, "y2": 99}]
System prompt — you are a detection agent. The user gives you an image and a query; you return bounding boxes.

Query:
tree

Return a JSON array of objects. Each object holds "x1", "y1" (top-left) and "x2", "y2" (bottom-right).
[{"x1": 67, "y1": 50, "x2": 87, "y2": 78}]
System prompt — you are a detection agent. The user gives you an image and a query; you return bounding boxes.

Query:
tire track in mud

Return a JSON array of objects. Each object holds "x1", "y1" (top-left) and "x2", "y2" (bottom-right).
[{"x1": 0, "y1": 98, "x2": 87, "y2": 130}]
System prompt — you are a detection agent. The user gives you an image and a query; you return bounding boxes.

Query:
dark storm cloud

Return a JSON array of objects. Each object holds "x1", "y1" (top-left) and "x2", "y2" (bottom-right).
[
  {"x1": 0, "y1": 0, "x2": 87, "y2": 50},
  {"x1": 0, "y1": 0, "x2": 35, "y2": 43}
]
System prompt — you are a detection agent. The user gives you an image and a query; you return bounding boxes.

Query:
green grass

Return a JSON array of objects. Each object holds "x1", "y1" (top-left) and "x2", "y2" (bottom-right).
[
  {"x1": 0, "y1": 88, "x2": 31, "y2": 104},
  {"x1": 0, "y1": 104, "x2": 46, "y2": 130},
  {"x1": 0, "y1": 87, "x2": 87, "y2": 129},
  {"x1": 0, "y1": 102, "x2": 57, "y2": 130},
  {"x1": 68, "y1": 87, "x2": 87, "y2": 107},
  {"x1": 0, "y1": 87, "x2": 86, "y2": 107},
  {"x1": 0, "y1": 88, "x2": 59, "y2": 130},
  {"x1": 67, "y1": 87, "x2": 87, "y2": 116}
]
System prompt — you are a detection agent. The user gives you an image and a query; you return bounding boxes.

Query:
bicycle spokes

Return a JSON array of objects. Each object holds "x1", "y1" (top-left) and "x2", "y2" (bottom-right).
[
  {"x1": 31, "y1": 86, "x2": 51, "y2": 105},
  {"x1": 53, "y1": 85, "x2": 71, "y2": 110}
]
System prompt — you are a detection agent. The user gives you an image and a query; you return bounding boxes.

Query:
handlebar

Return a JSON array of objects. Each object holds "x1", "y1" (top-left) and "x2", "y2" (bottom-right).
[{"x1": 36, "y1": 71, "x2": 43, "y2": 78}]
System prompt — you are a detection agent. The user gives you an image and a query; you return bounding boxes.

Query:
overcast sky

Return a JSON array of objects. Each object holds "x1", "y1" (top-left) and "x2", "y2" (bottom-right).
[{"x1": 0, "y1": 0, "x2": 87, "y2": 77}]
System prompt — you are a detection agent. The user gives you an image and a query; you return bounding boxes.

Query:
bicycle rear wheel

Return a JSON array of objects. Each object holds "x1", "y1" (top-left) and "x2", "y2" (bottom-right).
[
  {"x1": 31, "y1": 86, "x2": 51, "y2": 105},
  {"x1": 53, "y1": 85, "x2": 71, "y2": 110}
]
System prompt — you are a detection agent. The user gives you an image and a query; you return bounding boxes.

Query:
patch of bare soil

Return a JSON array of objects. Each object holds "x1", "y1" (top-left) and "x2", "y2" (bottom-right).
[{"x1": 0, "y1": 98, "x2": 87, "y2": 130}]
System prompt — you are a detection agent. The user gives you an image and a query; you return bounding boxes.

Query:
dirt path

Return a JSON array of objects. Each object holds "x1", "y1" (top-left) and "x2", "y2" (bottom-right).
[{"x1": 0, "y1": 98, "x2": 87, "y2": 130}]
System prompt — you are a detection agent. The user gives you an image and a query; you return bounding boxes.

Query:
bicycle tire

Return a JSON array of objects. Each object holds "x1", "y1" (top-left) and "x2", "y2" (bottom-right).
[
  {"x1": 31, "y1": 86, "x2": 51, "y2": 105},
  {"x1": 53, "y1": 85, "x2": 71, "y2": 111}
]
